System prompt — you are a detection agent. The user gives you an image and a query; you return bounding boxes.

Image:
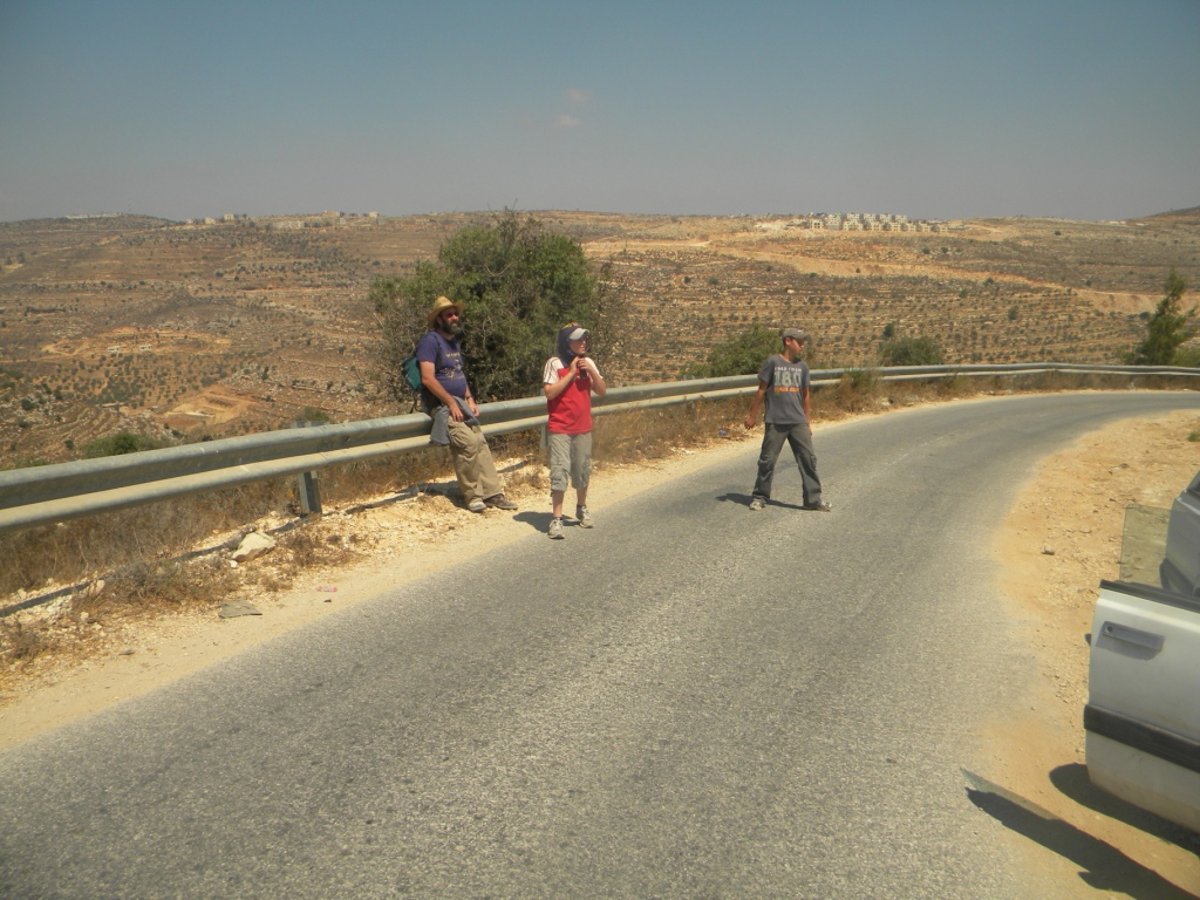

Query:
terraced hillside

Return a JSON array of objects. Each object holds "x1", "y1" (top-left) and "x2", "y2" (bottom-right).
[{"x1": 1, "y1": 209, "x2": 1197, "y2": 465}]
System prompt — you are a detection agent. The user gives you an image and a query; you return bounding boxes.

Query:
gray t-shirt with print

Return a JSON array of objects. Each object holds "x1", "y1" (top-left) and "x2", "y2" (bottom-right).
[{"x1": 759, "y1": 355, "x2": 810, "y2": 425}]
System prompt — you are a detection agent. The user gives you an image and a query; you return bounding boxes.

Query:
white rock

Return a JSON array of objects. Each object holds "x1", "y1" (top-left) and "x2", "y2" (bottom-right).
[{"x1": 232, "y1": 532, "x2": 276, "y2": 563}]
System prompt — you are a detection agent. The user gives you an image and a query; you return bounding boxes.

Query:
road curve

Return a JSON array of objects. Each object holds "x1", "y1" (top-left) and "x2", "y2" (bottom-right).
[{"x1": 1, "y1": 391, "x2": 1197, "y2": 897}]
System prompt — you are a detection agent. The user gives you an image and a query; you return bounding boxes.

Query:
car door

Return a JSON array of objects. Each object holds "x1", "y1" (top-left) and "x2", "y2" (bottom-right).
[
  {"x1": 1161, "y1": 471, "x2": 1200, "y2": 598},
  {"x1": 1085, "y1": 579, "x2": 1200, "y2": 832}
]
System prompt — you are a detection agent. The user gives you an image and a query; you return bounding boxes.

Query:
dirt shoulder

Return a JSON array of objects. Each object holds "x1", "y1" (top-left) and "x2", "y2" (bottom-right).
[
  {"x1": 987, "y1": 407, "x2": 1200, "y2": 892},
  {"x1": 1, "y1": 399, "x2": 1198, "y2": 890}
]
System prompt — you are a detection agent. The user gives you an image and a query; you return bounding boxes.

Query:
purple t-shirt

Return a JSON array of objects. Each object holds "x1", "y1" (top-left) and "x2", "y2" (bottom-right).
[{"x1": 416, "y1": 330, "x2": 469, "y2": 402}]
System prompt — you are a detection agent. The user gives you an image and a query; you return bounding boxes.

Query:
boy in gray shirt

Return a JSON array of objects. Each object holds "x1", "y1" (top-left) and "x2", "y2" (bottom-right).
[{"x1": 743, "y1": 328, "x2": 830, "y2": 512}]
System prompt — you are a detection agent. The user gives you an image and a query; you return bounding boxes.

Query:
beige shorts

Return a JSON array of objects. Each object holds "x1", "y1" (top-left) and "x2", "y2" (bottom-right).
[{"x1": 547, "y1": 431, "x2": 592, "y2": 492}]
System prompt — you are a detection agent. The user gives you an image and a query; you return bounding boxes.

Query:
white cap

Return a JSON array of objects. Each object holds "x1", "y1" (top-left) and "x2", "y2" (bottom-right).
[{"x1": 568, "y1": 327, "x2": 589, "y2": 341}]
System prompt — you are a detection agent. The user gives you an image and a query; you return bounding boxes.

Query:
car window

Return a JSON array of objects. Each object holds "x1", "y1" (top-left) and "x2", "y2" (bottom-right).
[
  {"x1": 1187, "y1": 471, "x2": 1200, "y2": 499},
  {"x1": 1117, "y1": 503, "x2": 1170, "y2": 586}
]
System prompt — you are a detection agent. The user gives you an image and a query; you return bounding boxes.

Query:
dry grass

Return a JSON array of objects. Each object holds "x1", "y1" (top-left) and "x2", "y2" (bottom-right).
[
  {"x1": 0, "y1": 556, "x2": 242, "y2": 681},
  {"x1": 0, "y1": 480, "x2": 289, "y2": 596},
  {"x1": 0, "y1": 515, "x2": 369, "y2": 680},
  {"x1": 2, "y1": 372, "x2": 1194, "y2": 673}
]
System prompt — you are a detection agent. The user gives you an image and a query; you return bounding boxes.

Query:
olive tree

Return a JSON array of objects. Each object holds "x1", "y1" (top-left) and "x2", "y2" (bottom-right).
[
  {"x1": 371, "y1": 211, "x2": 623, "y2": 404},
  {"x1": 1128, "y1": 269, "x2": 1195, "y2": 365}
]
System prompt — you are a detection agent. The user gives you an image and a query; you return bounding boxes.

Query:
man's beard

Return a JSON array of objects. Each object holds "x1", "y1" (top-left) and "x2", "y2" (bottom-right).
[{"x1": 442, "y1": 321, "x2": 463, "y2": 336}]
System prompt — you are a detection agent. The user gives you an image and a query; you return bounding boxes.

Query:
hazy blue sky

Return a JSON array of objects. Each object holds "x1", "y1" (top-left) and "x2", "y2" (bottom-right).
[{"x1": 1, "y1": 0, "x2": 1197, "y2": 223}]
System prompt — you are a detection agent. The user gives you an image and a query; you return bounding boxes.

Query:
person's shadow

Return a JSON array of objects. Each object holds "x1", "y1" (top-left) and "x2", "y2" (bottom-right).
[
  {"x1": 717, "y1": 492, "x2": 805, "y2": 511},
  {"x1": 514, "y1": 510, "x2": 587, "y2": 535}
]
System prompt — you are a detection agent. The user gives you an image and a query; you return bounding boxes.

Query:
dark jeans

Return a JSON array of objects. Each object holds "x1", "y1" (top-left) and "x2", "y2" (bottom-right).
[{"x1": 752, "y1": 421, "x2": 823, "y2": 505}]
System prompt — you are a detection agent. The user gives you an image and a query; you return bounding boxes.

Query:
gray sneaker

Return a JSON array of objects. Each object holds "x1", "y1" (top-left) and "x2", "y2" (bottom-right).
[
  {"x1": 576, "y1": 506, "x2": 594, "y2": 528},
  {"x1": 802, "y1": 500, "x2": 832, "y2": 512},
  {"x1": 749, "y1": 497, "x2": 766, "y2": 511},
  {"x1": 468, "y1": 498, "x2": 486, "y2": 513},
  {"x1": 548, "y1": 517, "x2": 565, "y2": 539}
]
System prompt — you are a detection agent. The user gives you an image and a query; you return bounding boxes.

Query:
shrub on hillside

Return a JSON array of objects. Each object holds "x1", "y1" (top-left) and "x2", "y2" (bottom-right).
[
  {"x1": 1127, "y1": 269, "x2": 1196, "y2": 366},
  {"x1": 370, "y1": 210, "x2": 624, "y2": 404},
  {"x1": 878, "y1": 336, "x2": 945, "y2": 367},
  {"x1": 296, "y1": 407, "x2": 333, "y2": 425},
  {"x1": 83, "y1": 431, "x2": 164, "y2": 458},
  {"x1": 1173, "y1": 344, "x2": 1200, "y2": 367},
  {"x1": 685, "y1": 324, "x2": 781, "y2": 378},
  {"x1": 833, "y1": 368, "x2": 880, "y2": 412}
]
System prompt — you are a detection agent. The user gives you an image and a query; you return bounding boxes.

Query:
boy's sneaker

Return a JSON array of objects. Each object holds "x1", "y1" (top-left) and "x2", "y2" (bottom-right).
[
  {"x1": 576, "y1": 506, "x2": 594, "y2": 528},
  {"x1": 468, "y1": 498, "x2": 487, "y2": 513},
  {"x1": 803, "y1": 500, "x2": 832, "y2": 512},
  {"x1": 749, "y1": 497, "x2": 766, "y2": 511},
  {"x1": 548, "y1": 517, "x2": 565, "y2": 539}
]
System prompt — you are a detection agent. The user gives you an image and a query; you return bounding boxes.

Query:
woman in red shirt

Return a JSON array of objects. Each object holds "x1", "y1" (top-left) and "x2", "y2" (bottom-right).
[{"x1": 543, "y1": 325, "x2": 607, "y2": 539}]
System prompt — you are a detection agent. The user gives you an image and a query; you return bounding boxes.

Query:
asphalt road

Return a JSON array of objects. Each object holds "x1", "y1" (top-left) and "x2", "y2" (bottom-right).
[{"x1": 2, "y1": 392, "x2": 1197, "y2": 898}]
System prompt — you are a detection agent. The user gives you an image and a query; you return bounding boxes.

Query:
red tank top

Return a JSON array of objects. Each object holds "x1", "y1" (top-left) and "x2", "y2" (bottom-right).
[{"x1": 547, "y1": 362, "x2": 593, "y2": 434}]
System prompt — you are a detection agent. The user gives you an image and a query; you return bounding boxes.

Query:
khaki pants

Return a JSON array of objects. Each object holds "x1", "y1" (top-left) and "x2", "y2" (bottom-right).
[{"x1": 446, "y1": 419, "x2": 502, "y2": 503}]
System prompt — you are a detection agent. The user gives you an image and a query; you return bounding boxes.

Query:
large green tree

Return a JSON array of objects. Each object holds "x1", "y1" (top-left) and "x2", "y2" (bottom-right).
[
  {"x1": 1129, "y1": 269, "x2": 1195, "y2": 365},
  {"x1": 371, "y1": 211, "x2": 623, "y2": 404}
]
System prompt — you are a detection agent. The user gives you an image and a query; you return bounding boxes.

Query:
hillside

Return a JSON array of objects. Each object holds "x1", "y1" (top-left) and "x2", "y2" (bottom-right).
[{"x1": 2, "y1": 210, "x2": 1198, "y2": 466}]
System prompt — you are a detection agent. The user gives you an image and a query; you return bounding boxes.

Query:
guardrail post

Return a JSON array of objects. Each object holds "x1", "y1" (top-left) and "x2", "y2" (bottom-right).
[
  {"x1": 295, "y1": 420, "x2": 323, "y2": 516},
  {"x1": 297, "y1": 469, "x2": 321, "y2": 516}
]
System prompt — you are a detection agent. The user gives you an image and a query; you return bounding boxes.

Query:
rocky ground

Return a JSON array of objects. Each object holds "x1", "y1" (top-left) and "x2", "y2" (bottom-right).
[{"x1": 1, "y1": 396, "x2": 1198, "y2": 892}]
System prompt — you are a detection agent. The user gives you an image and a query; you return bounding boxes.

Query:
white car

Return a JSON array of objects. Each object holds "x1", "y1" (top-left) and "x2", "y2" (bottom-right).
[
  {"x1": 1161, "y1": 470, "x2": 1200, "y2": 598},
  {"x1": 1085, "y1": 472, "x2": 1200, "y2": 833}
]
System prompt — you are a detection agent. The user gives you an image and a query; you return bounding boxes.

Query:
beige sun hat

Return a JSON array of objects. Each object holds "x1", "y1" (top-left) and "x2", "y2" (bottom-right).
[{"x1": 427, "y1": 296, "x2": 461, "y2": 327}]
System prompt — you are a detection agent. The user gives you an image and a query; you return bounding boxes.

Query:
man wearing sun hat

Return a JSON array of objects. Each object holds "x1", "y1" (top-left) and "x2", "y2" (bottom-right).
[{"x1": 416, "y1": 296, "x2": 517, "y2": 513}]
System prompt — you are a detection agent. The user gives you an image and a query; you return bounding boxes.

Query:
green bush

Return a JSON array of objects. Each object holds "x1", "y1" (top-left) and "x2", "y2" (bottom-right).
[
  {"x1": 297, "y1": 407, "x2": 333, "y2": 425},
  {"x1": 834, "y1": 368, "x2": 880, "y2": 411},
  {"x1": 371, "y1": 210, "x2": 624, "y2": 404},
  {"x1": 1128, "y1": 270, "x2": 1195, "y2": 365},
  {"x1": 878, "y1": 336, "x2": 944, "y2": 366},
  {"x1": 83, "y1": 431, "x2": 164, "y2": 458},
  {"x1": 1173, "y1": 344, "x2": 1200, "y2": 367},
  {"x1": 685, "y1": 324, "x2": 780, "y2": 378}
]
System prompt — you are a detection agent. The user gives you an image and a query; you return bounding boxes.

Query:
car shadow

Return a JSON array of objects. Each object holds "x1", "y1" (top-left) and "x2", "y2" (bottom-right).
[
  {"x1": 1050, "y1": 763, "x2": 1200, "y2": 855},
  {"x1": 963, "y1": 771, "x2": 1197, "y2": 897}
]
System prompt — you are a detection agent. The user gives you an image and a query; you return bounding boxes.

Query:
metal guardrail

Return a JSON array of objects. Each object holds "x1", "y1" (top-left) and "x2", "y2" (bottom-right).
[{"x1": 1, "y1": 363, "x2": 1196, "y2": 534}]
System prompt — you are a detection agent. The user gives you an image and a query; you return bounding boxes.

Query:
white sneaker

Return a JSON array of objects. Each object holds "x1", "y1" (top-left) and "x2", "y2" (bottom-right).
[
  {"x1": 548, "y1": 517, "x2": 565, "y2": 539},
  {"x1": 576, "y1": 506, "x2": 594, "y2": 528},
  {"x1": 468, "y1": 498, "x2": 486, "y2": 513}
]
